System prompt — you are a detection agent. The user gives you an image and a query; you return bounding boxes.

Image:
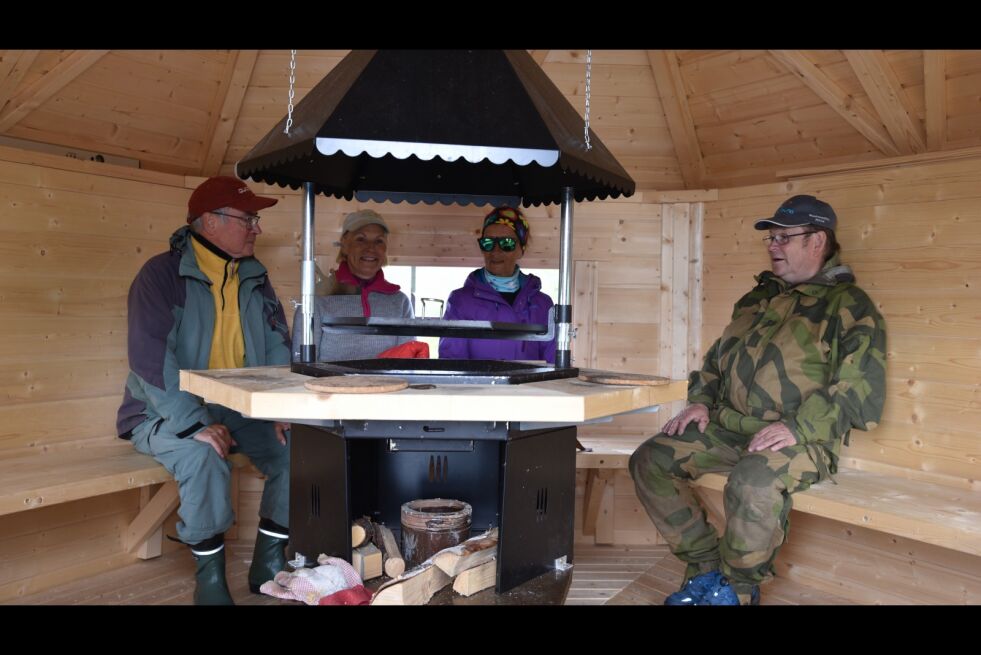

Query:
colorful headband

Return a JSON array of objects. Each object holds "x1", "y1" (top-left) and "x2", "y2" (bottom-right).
[{"x1": 482, "y1": 206, "x2": 530, "y2": 247}]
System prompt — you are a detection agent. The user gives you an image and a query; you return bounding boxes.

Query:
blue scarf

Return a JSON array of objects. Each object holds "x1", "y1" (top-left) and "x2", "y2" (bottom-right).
[{"x1": 483, "y1": 267, "x2": 523, "y2": 293}]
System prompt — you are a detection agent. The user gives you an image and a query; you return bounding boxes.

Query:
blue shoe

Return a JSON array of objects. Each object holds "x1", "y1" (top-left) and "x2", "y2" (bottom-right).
[
  {"x1": 664, "y1": 570, "x2": 724, "y2": 606},
  {"x1": 702, "y1": 576, "x2": 760, "y2": 606}
]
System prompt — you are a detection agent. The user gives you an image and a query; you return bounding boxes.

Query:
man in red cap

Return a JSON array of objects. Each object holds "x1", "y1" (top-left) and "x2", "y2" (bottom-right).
[{"x1": 116, "y1": 176, "x2": 293, "y2": 604}]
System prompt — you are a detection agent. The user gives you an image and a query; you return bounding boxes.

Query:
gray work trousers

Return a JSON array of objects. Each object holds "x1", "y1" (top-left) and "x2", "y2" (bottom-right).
[{"x1": 129, "y1": 404, "x2": 290, "y2": 544}]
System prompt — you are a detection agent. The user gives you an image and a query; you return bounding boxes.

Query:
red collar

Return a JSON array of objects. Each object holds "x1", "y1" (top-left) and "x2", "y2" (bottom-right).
[{"x1": 335, "y1": 262, "x2": 400, "y2": 317}]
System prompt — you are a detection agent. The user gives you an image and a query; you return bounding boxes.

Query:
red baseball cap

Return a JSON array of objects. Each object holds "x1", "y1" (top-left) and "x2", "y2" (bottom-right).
[{"x1": 187, "y1": 176, "x2": 278, "y2": 223}]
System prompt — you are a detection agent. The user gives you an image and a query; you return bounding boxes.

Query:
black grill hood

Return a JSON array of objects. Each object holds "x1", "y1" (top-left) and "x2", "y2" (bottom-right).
[{"x1": 236, "y1": 50, "x2": 634, "y2": 207}]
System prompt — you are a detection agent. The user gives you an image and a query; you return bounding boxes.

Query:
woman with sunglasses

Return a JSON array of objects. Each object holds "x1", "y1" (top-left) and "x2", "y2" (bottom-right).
[{"x1": 438, "y1": 206, "x2": 556, "y2": 363}]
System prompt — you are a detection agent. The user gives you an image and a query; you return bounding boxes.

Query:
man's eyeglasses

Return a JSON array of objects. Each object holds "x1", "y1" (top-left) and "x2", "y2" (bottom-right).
[
  {"x1": 477, "y1": 236, "x2": 518, "y2": 252},
  {"x1": 212, "y1": 210, "x2": 261, "y2": 229},
  {"x1": 762, "y1": 231, "x2": 814, "y2": 246}
]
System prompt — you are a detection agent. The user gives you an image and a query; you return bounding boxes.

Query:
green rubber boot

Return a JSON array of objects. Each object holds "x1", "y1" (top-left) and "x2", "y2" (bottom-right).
[
  {"x1": 191, "y1": 542, "x2": 234, "y2": 606},
  {"x1": 249, "y1": 518, "x2": 289, "y2": 594}
]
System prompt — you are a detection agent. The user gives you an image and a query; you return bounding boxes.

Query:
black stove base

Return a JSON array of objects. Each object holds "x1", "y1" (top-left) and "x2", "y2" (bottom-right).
[{"x1": 287, "y1": 422, "x2": 576, "y2": 595}]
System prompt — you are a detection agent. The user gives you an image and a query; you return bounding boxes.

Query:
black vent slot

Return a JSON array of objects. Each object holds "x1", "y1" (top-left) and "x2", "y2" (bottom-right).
[
  {"x1": 428, "y1": 455, "x2": 451, "y2": 482},
  {"x1": 536, "y1": 487, "x2": 548, "y2": 521},
  {"x1": 311, "y1": 484, "x2": 321, "y2": 517}
]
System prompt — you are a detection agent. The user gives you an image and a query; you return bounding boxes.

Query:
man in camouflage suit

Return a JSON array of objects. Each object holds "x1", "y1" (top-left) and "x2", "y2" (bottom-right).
[{"x1": 629, "y1": 195, "x2": 887, "y2": 605}]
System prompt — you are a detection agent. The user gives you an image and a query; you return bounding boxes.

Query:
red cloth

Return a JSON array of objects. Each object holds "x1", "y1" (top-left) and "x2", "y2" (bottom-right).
[
  {"x1": 377, "y1": 341, "x2": 430, "y2": 359},
  {"x1": 334, "y1": 261, "x2": 401, "y2": 318},
  {"x1": 318, "y1": 584, "x2": 373, "y2": 606}
]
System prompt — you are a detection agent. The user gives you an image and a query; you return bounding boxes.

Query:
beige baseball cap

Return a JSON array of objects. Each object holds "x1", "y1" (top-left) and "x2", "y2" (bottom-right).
[{"x1": 342, "y1": 209, "x2": 389, "y2": 234}]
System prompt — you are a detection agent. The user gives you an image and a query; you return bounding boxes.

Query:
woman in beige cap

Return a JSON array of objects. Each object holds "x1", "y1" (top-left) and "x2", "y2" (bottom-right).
[{"x1": 291, "y1": 209, "x2": 419, "y2": 362}]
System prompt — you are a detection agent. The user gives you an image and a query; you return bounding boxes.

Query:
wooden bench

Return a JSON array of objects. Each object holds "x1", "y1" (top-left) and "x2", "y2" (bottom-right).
[
  {"x1": 0, "y1": 448, "x2": 252, "y2": 559},
  {"x1": 576, "y1": 435, "x2": 640, "y2": 544},
  {"x1": 576, "y1": 434, "x2": 981, "y2": 559},
  {"x1": 693, "y1": 469, "x2": 981, "y2": 558}
]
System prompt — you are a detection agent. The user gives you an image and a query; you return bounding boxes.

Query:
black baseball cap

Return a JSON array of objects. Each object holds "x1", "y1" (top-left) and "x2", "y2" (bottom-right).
[{"x1": 754, "y1": 195, "x2": 837, "y2": 231}]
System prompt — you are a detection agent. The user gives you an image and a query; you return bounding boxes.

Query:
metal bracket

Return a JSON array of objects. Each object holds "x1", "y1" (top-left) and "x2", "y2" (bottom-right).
[{"x1": 554, "y1": 555, "x2": 573, "y2": 571}]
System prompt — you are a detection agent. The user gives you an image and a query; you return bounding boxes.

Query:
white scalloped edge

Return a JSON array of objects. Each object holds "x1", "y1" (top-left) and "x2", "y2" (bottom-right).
[{"x1": 316, "y1": 137, "x2": 559, "y2": 167}]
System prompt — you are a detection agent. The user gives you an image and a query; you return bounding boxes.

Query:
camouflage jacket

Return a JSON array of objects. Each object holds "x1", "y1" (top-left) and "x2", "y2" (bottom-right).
[{"x1": 689, "y1": 255, "x2": 887, "y2": 464}]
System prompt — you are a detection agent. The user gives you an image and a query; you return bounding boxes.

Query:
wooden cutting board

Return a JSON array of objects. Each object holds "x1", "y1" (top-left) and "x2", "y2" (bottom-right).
[
  {"x1": 577, "y1": 370, "x2": 672, "y2": 386},
  {"x1": 303, "y1": 376, "x2": 409, "y2": 394}
]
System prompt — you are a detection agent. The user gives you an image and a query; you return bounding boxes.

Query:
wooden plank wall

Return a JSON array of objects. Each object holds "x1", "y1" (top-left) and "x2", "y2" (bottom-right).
[
  {"x1": 0, "y1": 148, "x2": 190, "y2": 462},
  {"x1": 0, "y1": 147, "x2": 193, "y2": 599},
  {"x1": 572, "y1": 195, "x2": 707, "y2": 547},
  {"x1": 698, "y1": 155, "x2": 981, "y2": 603}
]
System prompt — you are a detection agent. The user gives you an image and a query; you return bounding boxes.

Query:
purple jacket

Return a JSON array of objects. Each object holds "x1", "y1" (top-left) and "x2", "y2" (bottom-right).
[{"x1": 438, "y1": 269, "x2": 556, "y2": 363}]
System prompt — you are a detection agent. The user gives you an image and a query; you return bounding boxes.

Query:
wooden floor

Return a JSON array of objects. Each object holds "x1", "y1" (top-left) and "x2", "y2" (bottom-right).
[
  {"x1": 566, "y1": 545, "x2": 672, "y2": 605},
  {"x1": 8, "y1": 540, "x2": 849, "y2": 605},
  {"x1": 12, "y1": 541, "x2": 294, "y2": 606},
  {"x1": 607, "y1": 552, "x2": 851, "y2": 605}
]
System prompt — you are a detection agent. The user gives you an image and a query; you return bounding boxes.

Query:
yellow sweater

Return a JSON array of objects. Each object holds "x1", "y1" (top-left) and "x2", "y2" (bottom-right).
[{"x1": 191, "y1": 235, "x2": 245, "y2": 369}]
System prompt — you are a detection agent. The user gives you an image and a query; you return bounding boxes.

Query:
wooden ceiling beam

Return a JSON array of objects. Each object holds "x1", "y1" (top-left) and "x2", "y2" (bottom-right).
[
  {"x1": 0, "y1": 50, "x2": 108, "y2": 134},
  {"x1": 529, "y1": 50, "x2": 549, "y2": 67},
  {"x1": 647, "y1": 49, "x2": 704, "y2": 189},
  {"x1": 844, "y1": 49, "x2": 926, "y2": 155},
  {"x1": 199, "y1": 49, "x2": 259, "y2": 177},
  {"x1": 767, "y1": 50, "x2": 901, "y2": 157},
  {"x1": 11, "y1": 124, "x2": 195, "y2": 173},
  {"x1": 778, "y1": 143, "x2": 981, "y2": 179},
  {"x1": 0, "y1": 50, "x2": 40, "y2": 116},
  {"x1": 923, "y1": 50, "x2": 947, "y2": 152}
]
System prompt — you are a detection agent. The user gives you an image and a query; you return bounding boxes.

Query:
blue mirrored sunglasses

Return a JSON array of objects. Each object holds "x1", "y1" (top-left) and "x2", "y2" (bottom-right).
[{"x1": 477, "y1": 236, "x2": 517, "y2": 252}]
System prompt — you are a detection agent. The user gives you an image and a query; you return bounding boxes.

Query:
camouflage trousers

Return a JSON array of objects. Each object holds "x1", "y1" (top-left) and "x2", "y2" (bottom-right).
[{"x1": 628, "y1": 419, "x2": 827, "y2": 588}]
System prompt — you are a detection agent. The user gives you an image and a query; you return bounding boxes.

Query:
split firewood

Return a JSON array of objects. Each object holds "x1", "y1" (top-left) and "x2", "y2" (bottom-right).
[
  {"x1": 352, "y1": 543, "x2": 383, "y2": 581},
  {"x1": 431, "y1": 527, "x2": 499, "y2": 576},
  {"x1": 370, "y1": 522, "x2": 406, "y2": 578},
  {"x1": 370, "y1": 561, "x2": 452, "y2": 605},
  {"x1": 452, "y1": 559, "x2": 496, "y2": 597},
  {"x1": 351, "y1": 517, "x2": 374, "y2": 548}
]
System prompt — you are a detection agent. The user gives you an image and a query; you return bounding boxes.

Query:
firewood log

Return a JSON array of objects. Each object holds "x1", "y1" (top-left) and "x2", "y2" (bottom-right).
[
  {"x1": 452, "y1": 559, "x2": 496, "y2": 597},
  {"x1": 352, "y1": 543, "x2": 383, "y2": 581},
  {"x1": 370, "y1": 561, "x2": 451, "y2": 605},
  {"x1": 351, "y1": 517, "x2": 374, "y2": 548},
  {"x1": 371, "y1": 522, "x2": 406, "y2": 578},
  {"x1": 432, "y1": 527, "x2": 499, "y2": 576}
]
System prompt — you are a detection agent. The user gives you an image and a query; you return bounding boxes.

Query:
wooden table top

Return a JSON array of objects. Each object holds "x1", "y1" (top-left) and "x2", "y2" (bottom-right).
[{"x1": 180, "y1": 365, "x2": 687, "y2": 424}]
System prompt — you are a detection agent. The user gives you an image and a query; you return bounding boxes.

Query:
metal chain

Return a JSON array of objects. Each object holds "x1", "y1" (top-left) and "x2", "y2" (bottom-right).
[
  {"x1": 284, "y1": 49, "x2": 297, "y2": 135},
  {"x1": 584, "y1": 49, "x2": 592, "y2": 151}
]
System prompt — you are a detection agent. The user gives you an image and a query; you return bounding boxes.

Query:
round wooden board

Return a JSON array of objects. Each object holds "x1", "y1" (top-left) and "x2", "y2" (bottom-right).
[
  {"x1": 578, "y1": 371, "x2": 671, "y2": 386},
  {"x1": 303, "y1": 376, "x2": 409, "y2": 394}
]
